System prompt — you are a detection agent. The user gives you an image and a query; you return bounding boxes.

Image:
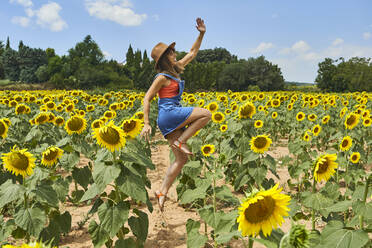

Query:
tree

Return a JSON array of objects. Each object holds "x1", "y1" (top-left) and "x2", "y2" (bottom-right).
[
  {"x1": 195, "y1": 47, "x2": 237, "y2": 64},
  {"x1": 6, "y1": 37, "x2": 10, "y2": 50},
  {"x1": 126, "y1": 44, "x2": 135, "y2": 66},
  {"x1": 1, "y1": 48, "x2": 20, "y2": 81},
  {"x1": 18, "y1": 45, "x2": 48, "y2": 83},
  {"x1": 0, "y1": 41, "x2": 4, "y2": 79},
  {"x1": 315, "y1": 58, "x2": 337, "y2": 91},
  {"x1": 68, "y1": 35, "x2": 104, "y2": 67}
]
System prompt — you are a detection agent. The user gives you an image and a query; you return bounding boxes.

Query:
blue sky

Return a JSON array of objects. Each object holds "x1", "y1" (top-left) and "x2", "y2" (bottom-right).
[{"x1": 1, "y1": 0, "x2": 371, "y2": 83}]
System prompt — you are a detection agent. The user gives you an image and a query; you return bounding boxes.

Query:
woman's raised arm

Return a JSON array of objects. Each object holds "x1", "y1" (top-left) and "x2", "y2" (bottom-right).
[{"x1": 178, "y1": 18, "x2": 206, "y2": 67}]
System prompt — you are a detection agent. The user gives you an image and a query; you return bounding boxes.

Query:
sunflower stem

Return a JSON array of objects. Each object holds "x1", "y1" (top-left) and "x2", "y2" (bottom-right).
[
  {"x1": 311, "y1": 178, "x2": 316, "y2": 231},
  {"x1": 212, "y1": 159, "x2": 217, "y2": 248},
  {"x1": 248, "y1": 237, "x2": 254, "y2": 248}
]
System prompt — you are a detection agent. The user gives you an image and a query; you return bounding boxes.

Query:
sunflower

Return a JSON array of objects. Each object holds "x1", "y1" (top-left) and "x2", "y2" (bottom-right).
[
  {"x1": 212, "y1": 112, "x2": 225, "y2": 124},
  {"x1": 349, "y1": 152, "x2": 360, "y2": 164},
  {"x1": 56, "y1": 104, "x2": 64, "y2": 112},
  {"x1": 250, "y1": 135, "x2": 272, "y2": 154},
  {"x1": 201, "y1": 144, "x2": 215, "y2": 157},
  {"x1": 0, "y1": 119, "x2": 9, "y2": 139},
  {"x1": 238, "y1": 102, "x2": 256, "y2": 119},
  {"x1": 314, "y1": 153, "x2": 338, "y2": 182},
  {"x1": 198, "y1": 99, "x2": 205, "y2": 107},
  {"x1": 344, "y1": 113, "x2": 360, "y2": 130},
  {"x1": 322, "y1": 115, "x2": 330, "y2": 124},
  {"x1": 296, "y1": 112, "x2": 305, "y2": 121},
  {"x1": 35, "y1": 112, "x2": 49, "y2": 125},
  {"x1": 104, "y1": 110, "x2": 115, "y2": 119},
  {"x1": 237, "y1": 184, "x2": 291, "y2": 237},
  {"x1": 363, "y1": 118, "x2": 371, "y2": 127},
  {"x1": 41, "y1": 146, "x2": 63, "y2": 167},
  {"x1": 312, "y1": 124, "x2": 321, "y2": 136},
  {"x1": 65, "y1": 103, "x2": 75, "y2": 112},
  {"x1": 271, "y1": 99, "x2": 281, "y2": 108},
  {"x1": 220, "y1": 124, "x2": 228, "y2": 133},
  {"x1": 15, "y1": 104, "x2": 27, "y2": 114},
  {"x1": 134, "y1": 111, "x2": 144, "y2": 120},
  {"x1": 206, "y1": 101, "x2": 219, "y2": 112},
  {"x1": 339, "y1": 136, "x2": 352, "y2": 152},
  {"x1": 303, "y1": 131, "x2": 311, "y2": 142},
  {"x1": 254, "y1": 120, "x2": 263, "y2": 128},
  {"x1": 45, "y1": 101, "x2": 56, "y2": 110},
  {"x1": 307, "y1": 114, "x2": 317, "y2": 122},
  {"x1": 91, "y1": 119, "x2": 104, "y2": 129},
  {"x1": 64, "y1": 115, "x2": 87, "y2": 135},
  {"x1": 2, "y1": 146, "x2": 36, "y2": 178},
  {"x1": 121, "y1": 118, "x2": 144, "y2": 139},
  {"x1": 1, "y1": 118, "x2": 11, "y2": 127},
  {"x1": 92, "y1": 120, "x2": 126, "y2": 152},
  {"x1": 272, "y1": 112, "x2": 278, "y2": 119},
  {"x1": 54, "y1": 116, "x2": 65, "y2": 126}
]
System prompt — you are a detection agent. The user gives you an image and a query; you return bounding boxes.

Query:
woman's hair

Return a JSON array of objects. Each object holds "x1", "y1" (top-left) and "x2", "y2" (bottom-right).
[{"x1": 156, "y1": 48, "x2": 184, "y2": 78}]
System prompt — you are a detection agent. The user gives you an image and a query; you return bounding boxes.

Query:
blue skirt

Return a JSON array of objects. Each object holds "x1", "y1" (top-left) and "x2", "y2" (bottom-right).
[{"x1": 157, "y1": 103, "x2": 194, "y2": 138}]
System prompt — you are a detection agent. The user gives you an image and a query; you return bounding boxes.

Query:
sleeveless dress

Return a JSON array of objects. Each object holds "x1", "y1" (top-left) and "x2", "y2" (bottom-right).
[{"x1": 155, "y1": 73, "x2": 194, "y2": 138}]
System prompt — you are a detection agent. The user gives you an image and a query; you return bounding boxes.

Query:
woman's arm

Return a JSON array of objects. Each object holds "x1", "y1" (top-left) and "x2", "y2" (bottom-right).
[{"x1": 178, "y1": 18, "x2": 206, "y2": 67}]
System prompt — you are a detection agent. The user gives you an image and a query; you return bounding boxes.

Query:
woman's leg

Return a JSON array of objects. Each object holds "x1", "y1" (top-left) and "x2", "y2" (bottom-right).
[
  {"x1": 156, "y1": 129, "x2": 188, "y2": 208},
  {"x1": 174, "y1": 107, "x2": 211, "y2": 143}
]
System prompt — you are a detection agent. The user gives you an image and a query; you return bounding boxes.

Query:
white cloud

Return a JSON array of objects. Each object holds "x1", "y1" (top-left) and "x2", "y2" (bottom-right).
[
  {"x1": 25, "y1": 8, "x2": 34, "y2": 17},
  {"x1": 85, "y1": 0, "x2": 147, "y2": 26},
  {"x1": 11, "y1": 16, "x2": 30, "y2": 27},
  {"x1": 251, "y1": 42, "x2": 274, "y2": 53},
  {"x1": 9, "y1": 0, "x2": 33, "y2": 7},
  {"x1": 35, "y1": 2, "x2": 68, "y2": 32},
  {"x1": 363, "y1": 32, "x2": 371, "y2": 40},
  {"x1": 291, "y1": 40, "x2": 310, "y2": 53},
  {"x1": 332, "y1": 38, "x2": 344, "y2": 46}
]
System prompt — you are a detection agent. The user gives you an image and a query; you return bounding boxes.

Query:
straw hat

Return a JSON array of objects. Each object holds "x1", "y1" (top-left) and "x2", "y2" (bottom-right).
[{"x1": 151, "y1": 42, "x2": 176, "y2": 69}]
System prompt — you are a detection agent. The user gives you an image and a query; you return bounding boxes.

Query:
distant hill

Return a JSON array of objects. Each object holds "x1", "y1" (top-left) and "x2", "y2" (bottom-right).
[{"x1": 285, "y1": 81, "x2": 315, "y2": 86}]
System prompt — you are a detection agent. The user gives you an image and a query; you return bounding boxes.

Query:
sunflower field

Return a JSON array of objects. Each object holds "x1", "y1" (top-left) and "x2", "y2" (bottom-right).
[{"x1": 0, "y1": 89, "x2": 371, "y2": 248}]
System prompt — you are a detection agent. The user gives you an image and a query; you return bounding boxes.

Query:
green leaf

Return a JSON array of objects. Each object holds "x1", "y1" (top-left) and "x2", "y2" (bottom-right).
[
  {"x1": 182, "y1": 161, "x2": 202, "y2": 178},
  {"x1": 352, "y1": 200, "x2": 372, "y2": 219},
  {"x1": 98, "y1": 201, "x2": 130, "y2": 238},
  {"x1": 88, "y1": 220, "x2": 110, "y2": 248},
  {"x1": 0, "y1": 180, "x2": 25, "y2": 208},
  {"x1": 95, "y1": 149, "x2": 111, "y2": 162},
  {"x1": 186, "y1": 219, "x2": 208, "y2": 248},
  {"x1": 215, "y1": 230, "x2": 241, "y2": 244},
  {"x1": 302, "y1": 192, "x2": 333, "y2": 211},
  {"x1": 325, "y1": 200, "x2": 352, "y2": 213},
  {"x1": 114, "y1": 238, "x2": 137, "y2": 248},
  {"x1": 93, "y1": 161, "x2": 121, "y2": 191},
  {"x1": 180, "y1": 188, "x2": 207, "y2": 205},
  {"x1": 81, "y1": 183, "x2": 100, "y2": 202},
  {"x1": 72, "y1": 166, "x2": 92, "y2": 189},
  {"x1": 32, "y1": 183, "x2": 59, "y2": 207},
  {"x1": 120, "y1": 147, "x2": 155, "y2": 170},
  {"x1": 215, "y1": 185, "x2": 239, "y2": 205},
  {"x1": 319, "y1": 221, "x2": 369, "y2": 248},
  {"x1": 52, "y1": 178, "x2": 69, "y2": 202},
  {"x1": 116, "y1": 170, "x2": 147, "y2": 203},
  {"x1": 25, "y1": 126, "x2": 42, "y2": 142},
  {"x1": 0, "y1": 218, "x2": 15, "y2": 241},
  {"x1": 243, "y1": 151, "x2": 260, "y2": 163},
  {"x1": 56, "y1": 137, "x2": 70, "y2": 147},
  {"x1": 128, "y1": 209, "x2": 148, "y2": 242},
  {"x1": 14, "y1": 206, "x2": 47, "y2": 237}
]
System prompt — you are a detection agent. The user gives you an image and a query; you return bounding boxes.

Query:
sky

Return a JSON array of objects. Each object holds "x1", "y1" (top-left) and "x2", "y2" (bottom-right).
[{"x1": 0, "y1": 0, "x2": 371, "y2": 83}]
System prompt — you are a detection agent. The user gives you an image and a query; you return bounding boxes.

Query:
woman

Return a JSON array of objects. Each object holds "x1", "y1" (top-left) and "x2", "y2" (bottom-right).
[{"x1": 140, "y1": 18, "x2": 211, "y2": 212}]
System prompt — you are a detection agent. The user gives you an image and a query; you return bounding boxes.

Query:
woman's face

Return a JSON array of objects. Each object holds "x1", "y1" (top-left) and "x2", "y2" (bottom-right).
[{"x1": 165, "y1": 47, "x2": 177, "y2": 66}]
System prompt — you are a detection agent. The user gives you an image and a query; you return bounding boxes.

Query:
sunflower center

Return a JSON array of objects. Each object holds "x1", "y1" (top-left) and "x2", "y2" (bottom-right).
[
  {"x1": 9, "y1": 152, "x2": 29, "y2": 171},
  {"x1": 254, "y1": 137, "x2": 268, "y2": 149},
  {"x1": 214, "y1": 114, "x2": 223, "y2": 121},
  {"x1": 17, "y1": 105, "x2": 26, "y2": 113},
  {"x1": 203, "y1": 146, "x2": 211, "y2": 154},
  {"x1": 44, "y1": 149, "x2": 59, "y2": 161},
  {"x1": 342, "y1": 139, "x2": 348, "y2": 148},
  {"x1": 209, "y1": 104, "x2": 217, "y2": 111},
  {"x1": 314, "y1": 127, "x2": 319, "y2": 133},
  {"x1": 352, "y1": 155, "x2": 357, "y2": 161},
  {"x1": 122, "y1": 120, "x2": 136, "y2": 132},
  {"x1": 317, "y1": 159, "x2": 329, "y2": 174},
  {"x1": 241, "y1": 105, "x2": 253, "y2": 116},
  {"x1": 346, "y1": 115, "x2": 356, "y2": 125},
  {"x1": 0, "y1": 122, "x2": 5, "y2": 135},
  {"x1": 100, "y1": 127, "x2": 120, "y2": 145},
  {"x1": 68, "y1": 117, "x2": 84, "y2": 131},
  {"x1": 36, "y1": 114, "x2": 47, "y2": 123},
  {"x1": 244, "y1": 196, "x2": 275, "y2": 223}
]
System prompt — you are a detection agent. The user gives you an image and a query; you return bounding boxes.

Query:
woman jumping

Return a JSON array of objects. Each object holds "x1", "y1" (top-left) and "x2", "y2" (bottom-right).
[{"x1": 140, "y1": 17, "x2": 211, "y2": 212}]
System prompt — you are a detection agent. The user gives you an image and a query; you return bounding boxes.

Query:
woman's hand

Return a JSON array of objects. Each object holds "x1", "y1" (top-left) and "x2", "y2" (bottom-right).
[
  {"x1": 140, "y1": 123, "x2": 152, "y2": 142},
  {"x1": 196, "y1": 17, "x2": 206, "y2": 33}
]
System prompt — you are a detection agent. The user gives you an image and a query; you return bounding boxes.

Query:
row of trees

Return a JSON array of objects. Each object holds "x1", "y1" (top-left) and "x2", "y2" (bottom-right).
[
  {"x1": 316, "y1": 57, "x2": 372, "y2": 92},
  {"x1": 0, "y1": 35, "x2": 286, "y2": 91}
]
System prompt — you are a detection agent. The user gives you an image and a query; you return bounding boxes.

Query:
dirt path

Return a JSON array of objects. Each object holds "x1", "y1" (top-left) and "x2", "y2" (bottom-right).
[{"x1": 58, "y1": 131, "x2": 317, "y2": 248}]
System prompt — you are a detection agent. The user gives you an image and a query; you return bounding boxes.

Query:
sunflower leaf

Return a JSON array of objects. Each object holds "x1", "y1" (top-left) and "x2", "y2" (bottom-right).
[
  {"x1": 243, "y1": 151, "x2": 260, "y2": 163},
  {"x1": 0, "y1": 180, "x2": 25, "y2": 208},
  {"x1": 93, "y1": 161, "x2": 121, "y2": 192},
  {"x1": 128, "y1": 209, "x2": 148, "y2": 242},
  {"x1": 88, "y1": 220, "x2": 110, "y2": 248},
  {"x1": 14, "y1": 206, "x2": 47, "y2": 237},
  {"x1": 32, "y1": 183, "x2": 59, "y2": 207},
  {"x1": 302, "y1": 192, "x2": 333, "y2": 211},
  {"x1": 186, "y1": 219, "x2": 208, "y2": 248},
  {"x1": 116, "y1": 168, "x2": 147, "y2": 203},
  {"x1": 98, "y1": 201, "x2": 130, "y2": 238}
]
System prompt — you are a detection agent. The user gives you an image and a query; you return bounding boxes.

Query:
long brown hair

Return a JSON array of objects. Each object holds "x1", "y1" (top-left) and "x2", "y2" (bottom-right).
[{"x1": 156, "y1": 48, "x2": 184, "y2": 78}]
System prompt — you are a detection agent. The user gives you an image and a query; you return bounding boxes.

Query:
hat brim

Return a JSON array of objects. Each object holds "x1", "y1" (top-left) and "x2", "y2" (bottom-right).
[{"x1": 154, "y1": 42, "x2": 176, "y2": 70}]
